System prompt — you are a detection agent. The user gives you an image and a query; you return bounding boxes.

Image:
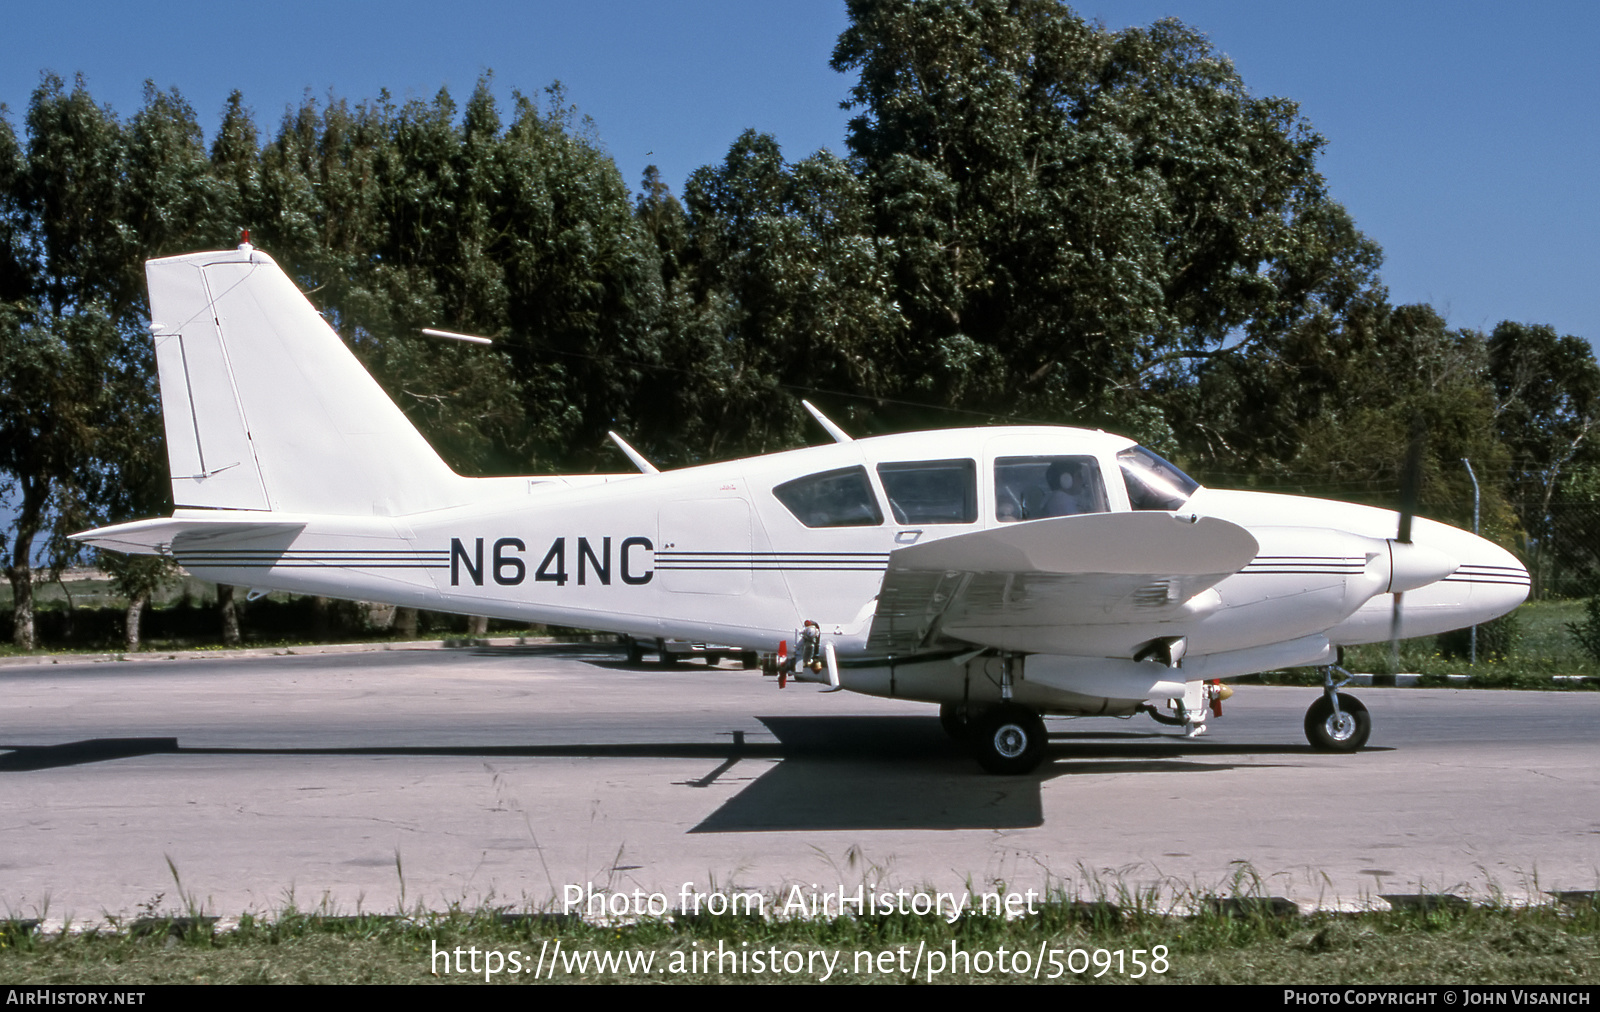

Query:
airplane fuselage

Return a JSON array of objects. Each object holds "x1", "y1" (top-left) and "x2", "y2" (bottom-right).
[{"x1": 155, "y1": 426, "x2": 1527, "y2": 692}]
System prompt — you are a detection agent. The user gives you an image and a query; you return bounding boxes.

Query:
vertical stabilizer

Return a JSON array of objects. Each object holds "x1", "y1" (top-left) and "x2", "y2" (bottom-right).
[{"x1": 147, "y1": 245, "x2": 466, "y2": 516}]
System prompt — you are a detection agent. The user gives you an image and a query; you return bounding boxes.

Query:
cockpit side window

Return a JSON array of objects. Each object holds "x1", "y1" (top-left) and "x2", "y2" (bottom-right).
[
  {"x1": 772, "y1": 466, "x2": 884, "y2": 528},
  {"x1": 1117, "y1": 446, "x2": 1200, "y2": 511},
  {"x1": 994, "y1": 455, "x2": 1109, "y2": 522},
  {"x1": 877, "y1": 459, "x2": 977, "y2": 524}
]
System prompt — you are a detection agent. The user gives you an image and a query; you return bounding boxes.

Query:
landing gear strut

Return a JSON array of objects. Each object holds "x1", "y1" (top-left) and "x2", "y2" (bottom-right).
[{"x1": 1305, "y1": 665, "x2": 1371, "y2": 751}]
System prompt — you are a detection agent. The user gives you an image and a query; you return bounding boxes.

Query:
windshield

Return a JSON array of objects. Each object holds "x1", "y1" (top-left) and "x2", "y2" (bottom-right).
[{"x1": 1117, "y1": 446, "x2": 1199, "y2": 511}]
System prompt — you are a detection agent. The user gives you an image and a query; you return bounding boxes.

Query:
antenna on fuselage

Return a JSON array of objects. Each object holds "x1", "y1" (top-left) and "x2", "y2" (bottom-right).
[
  {"x1": 802, "y1": 400, "x2": 852, "y2": 443},
  {"x1": 608, "y1": 431, "x2": 660, "y2": 474}
]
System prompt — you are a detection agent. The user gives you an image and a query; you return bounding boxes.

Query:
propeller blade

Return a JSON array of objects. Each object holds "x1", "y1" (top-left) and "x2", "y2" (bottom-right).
[
  {"x1": 1390, "y1": 590, "x2": 1404, "y2": 671},
  {"x1": 1391, "y1": 413, "x2": 1427, "y2": 668},
  {"x1": 1396, "y1": 414, "x2": 1426, "y2": 544}
]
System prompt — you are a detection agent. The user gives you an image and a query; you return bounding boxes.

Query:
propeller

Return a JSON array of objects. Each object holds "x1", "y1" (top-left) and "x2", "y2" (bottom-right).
[{"x1": 1389, "y1": 415, "x2": 1427, "y2": 670}]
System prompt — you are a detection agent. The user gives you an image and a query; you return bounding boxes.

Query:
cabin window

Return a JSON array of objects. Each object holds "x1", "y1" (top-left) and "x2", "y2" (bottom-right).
[
  {"x1": 1117, "y1": 446, "x2": 1199, "y2": 511},
  {"x1": 772, "y1": 466, "x2": 884, "y2": 528},
  {"x1": 994, "y1": 455, "x2": 1109, "y2": 521},
  {"x1": 877, "y1": 459, "x2": 978, "y2": 524}
]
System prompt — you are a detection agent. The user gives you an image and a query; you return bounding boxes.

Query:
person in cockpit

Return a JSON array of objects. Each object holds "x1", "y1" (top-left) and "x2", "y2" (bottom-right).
[{"x1": 1039, "y1": 460, "x2": 1082, "y2": 517}]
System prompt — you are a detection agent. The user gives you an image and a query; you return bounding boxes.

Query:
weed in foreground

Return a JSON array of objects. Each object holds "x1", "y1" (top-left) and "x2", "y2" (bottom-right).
[{"x1": 3, "y1": 870, "x2": 1598, "y2": 984}]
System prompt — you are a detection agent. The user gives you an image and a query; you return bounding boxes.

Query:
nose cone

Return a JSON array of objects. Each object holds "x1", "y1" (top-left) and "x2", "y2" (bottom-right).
[
  {"x1": 1443, "y1": 530, "x2": 1531, "y2": 626},
  {"x1": 1393, "y1": 517, "x2": 1528, "y2": 635}
]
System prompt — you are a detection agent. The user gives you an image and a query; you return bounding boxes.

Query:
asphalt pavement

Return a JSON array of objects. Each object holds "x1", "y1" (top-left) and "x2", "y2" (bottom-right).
[{"x1": 3, "y1": 643, "x2": 1597, "y2": 923}]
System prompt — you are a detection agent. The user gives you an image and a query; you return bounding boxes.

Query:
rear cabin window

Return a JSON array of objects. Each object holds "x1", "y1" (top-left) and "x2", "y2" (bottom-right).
[
  {"x1": 994, "y1": 455, "x2": 1110, "y2": 522},
  {"x1": 877, "y1": 459, "x2": 978, "y2": 524},
  {"x1": 772, "y1": 466, "x2": 884, "y2": 528}
]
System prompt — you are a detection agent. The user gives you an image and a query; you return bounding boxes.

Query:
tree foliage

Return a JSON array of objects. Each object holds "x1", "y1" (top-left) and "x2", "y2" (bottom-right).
[
  {"x1": 830, "y1": 1, "x2": 1383, "y2": 434},
  {"x1": 244, "y1": 80, "x2": 663, "y2": 472},
  {"x1": 1486, "y1": 321, "x2": 1600, "y2": 594},
  {"x1": 1488, "y1": 321, "x2": 1600, "y2": 524},
  {"x1": 0, "y1": 76, "x2": 182, "y2": 647}
]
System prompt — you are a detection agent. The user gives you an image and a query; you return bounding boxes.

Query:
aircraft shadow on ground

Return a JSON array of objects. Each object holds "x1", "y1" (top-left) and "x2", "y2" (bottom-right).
[
  {"x1": 0, "y1": 718, "x2": 1345, "y2": 833},
  {"x1": 685, "y1": 716, "x2": 1320, "y2": 833}
]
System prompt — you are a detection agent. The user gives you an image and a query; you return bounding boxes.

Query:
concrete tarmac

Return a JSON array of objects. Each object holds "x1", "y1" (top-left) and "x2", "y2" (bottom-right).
[{"x1": 3, "y1": 644, "x2": 1598, "y2": 921}]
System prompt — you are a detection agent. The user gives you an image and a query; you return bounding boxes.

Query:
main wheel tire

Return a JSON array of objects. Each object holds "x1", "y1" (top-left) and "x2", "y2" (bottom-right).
[
  {"x1": 1304, "y1": 694, "x2": 1371, "y2": 751},
  {"x1": 740, "y1": 651, "x2": 759, "y2": 670},
  {"x1": 939, "y1": 702, "x2": 974, "y2": 741},
  {"x1": 623, "y1": 637, "x2": 644, "y2": 665},
  {"x1": 971, "y1": 704, "x2": 1048, "y2": 775}
]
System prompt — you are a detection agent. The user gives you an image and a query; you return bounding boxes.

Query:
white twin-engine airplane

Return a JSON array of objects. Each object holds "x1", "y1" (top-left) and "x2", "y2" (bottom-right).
[{"x1": 75, "y1": 243, "x2": 1530, "y2": 773}]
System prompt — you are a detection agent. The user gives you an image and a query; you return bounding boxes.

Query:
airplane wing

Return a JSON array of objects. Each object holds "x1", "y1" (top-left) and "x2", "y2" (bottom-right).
[{"x1": 866, "y1": 512, "x2": 1258, "y2": 656}]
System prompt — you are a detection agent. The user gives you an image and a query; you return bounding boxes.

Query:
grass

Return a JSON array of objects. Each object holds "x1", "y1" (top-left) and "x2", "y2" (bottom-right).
[
  {"x1": 3, "y1": 879, "x2": 1597, "y2": 984},
  {"x1": 1251, "y1": 599, "x2": 1600, "y2": 689}
]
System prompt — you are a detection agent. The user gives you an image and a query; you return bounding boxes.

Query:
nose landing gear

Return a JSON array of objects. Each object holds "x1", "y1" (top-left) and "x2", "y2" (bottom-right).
[{"x1": 1305, "y1": 665, "x2": 1371, "y2": 751}]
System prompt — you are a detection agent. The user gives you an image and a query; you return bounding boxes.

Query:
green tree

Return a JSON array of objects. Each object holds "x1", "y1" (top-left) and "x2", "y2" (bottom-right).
[
  {"x1": 99, "y1": 550, "x2": 177, "y2": 650},
  {"x1": 1487, "y1": 321, "x2": 1600, "y2": 594},
  {"x1": 0, "y1": 77, "x2": 219, "y2": 649},
  {"x1": 209, "y1": 90, "x2": 263, "y2": 237},
  {"x1": 489, "y1": 86, "x2": 665, "y2": 468},
  {"x1": 250, "y1": 81, "x2": 662, "y2": 474},
  {"x1": 1, "y1": 76, "x2": 132, "y2": 649},
  {"x1": 1281, "y1": 304, "x2": 1511, "y2": 534},
  {"x1": 671, "y1": 132, "x2": 903, "y2": 459},
  {"x1": 0, "y1": 312, "x2": 123, "y2": 648},
  {"x1": 830, "y1": 0, "x2": 1382, "y2": 438}
]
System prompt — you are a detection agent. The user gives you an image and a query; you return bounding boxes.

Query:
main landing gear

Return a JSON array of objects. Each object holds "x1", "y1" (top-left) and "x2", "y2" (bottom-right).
[
  {"x1": 939, "y1": 699, "x2": 1049, "y2": 775},
  {"x1": 936, "y1": 654, "x2": 1052, "y2": 774},
  {"x1": 1305, "y1": 665, "x2": 1371, "y2": 751},
  {"x1": 971, "y1": 704, "x2": 1048, "y2": 775},
  {"x1": 947, "y1": 646, "x2": 1049, "y2": 775}
]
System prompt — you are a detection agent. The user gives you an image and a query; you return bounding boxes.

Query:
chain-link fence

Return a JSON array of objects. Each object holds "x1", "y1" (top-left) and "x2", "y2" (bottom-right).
[{"x1": 1524, "y1": 498, "x2": 1600, "y2": 600}]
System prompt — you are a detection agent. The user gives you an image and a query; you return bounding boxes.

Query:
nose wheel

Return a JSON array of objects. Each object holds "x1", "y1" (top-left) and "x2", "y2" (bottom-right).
[{"x1": 1305, "y1": 666, "x2": 1370, "y2": 751}]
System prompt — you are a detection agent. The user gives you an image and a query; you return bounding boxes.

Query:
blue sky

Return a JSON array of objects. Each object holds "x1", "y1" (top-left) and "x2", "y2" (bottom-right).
[{"x1": 3, "y1": 0, "x2": 1596, "y2": 344}]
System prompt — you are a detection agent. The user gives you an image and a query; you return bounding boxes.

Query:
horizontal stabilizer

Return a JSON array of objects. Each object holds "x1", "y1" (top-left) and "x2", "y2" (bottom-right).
[
  {"x1": 888, "y1": 512, "x2": 1259, "y2": 575},
  {"x1": 71, "y1": 515, "x2": 306, "y2": 555}
]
